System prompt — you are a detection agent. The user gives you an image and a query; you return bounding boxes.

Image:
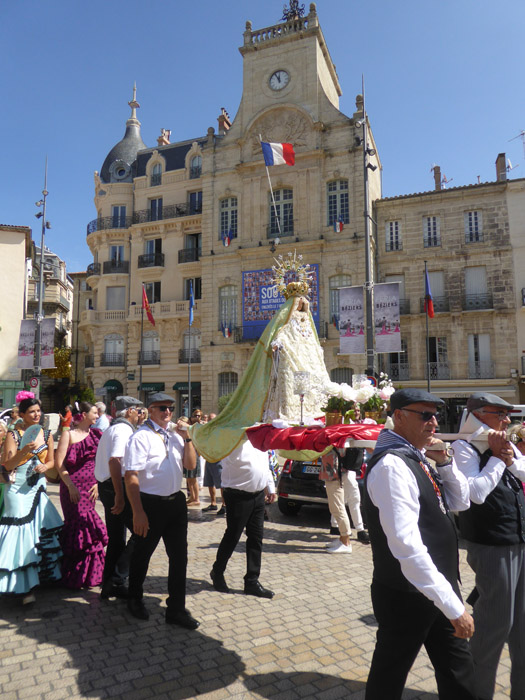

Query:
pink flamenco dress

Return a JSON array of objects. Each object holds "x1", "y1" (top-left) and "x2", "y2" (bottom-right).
[{"x1": 59, "y1": 428, "x2": 107, "y2": 589}]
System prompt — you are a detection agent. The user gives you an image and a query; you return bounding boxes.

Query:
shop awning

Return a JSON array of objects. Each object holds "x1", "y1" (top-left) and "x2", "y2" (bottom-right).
[
  {"x1": 138, "y1": 382, "x2": 165, "y2": 391},
  {"x1": 103, "y1": 379, "x2": 123, "y2": 392},
  {"x1": 172, "y1": 382, "x2": 201, "y2": 391}
]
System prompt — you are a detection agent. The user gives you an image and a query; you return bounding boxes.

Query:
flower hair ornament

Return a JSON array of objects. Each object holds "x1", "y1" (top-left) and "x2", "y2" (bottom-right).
[
  {"x1": 271, "y1": 250, "x2": 314, "y2": 299},
  {"x1": 16, "y1": 390, "x2": 35, "y2": 404}
]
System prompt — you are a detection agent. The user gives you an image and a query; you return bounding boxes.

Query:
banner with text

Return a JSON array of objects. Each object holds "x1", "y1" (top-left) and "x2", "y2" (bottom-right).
[
  {"x1": 374, "y1": 282, "x2": 401, "y2": 353},
  {"x1": 41, "y1": 317, "x2": 56, "y2": 369},
  {"x1": 17, "y1": 320, "x2": 36, "y2": 369},
  {"x1": 339, "y1": 286, "x2": 365, "y2": 354}
]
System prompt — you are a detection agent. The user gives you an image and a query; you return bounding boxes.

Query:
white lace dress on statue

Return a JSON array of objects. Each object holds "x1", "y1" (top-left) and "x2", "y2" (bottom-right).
[{"x1": 263, "y1": 304, "x2": 331, "y2": 423}]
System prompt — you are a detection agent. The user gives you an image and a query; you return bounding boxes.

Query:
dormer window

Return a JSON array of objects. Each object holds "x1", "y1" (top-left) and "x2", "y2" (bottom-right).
[
  {"x1": 190, "y1": 155, "x2": 202, "y2": 179},
  {"x1": 151, "y1": 163, "x2": 162, "y2": 187}
]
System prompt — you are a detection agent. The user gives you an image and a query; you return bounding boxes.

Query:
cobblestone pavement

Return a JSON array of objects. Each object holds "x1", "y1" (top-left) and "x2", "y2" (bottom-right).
[{"x1": 0, "y1": 485, "x2": 511, "y2": 700}]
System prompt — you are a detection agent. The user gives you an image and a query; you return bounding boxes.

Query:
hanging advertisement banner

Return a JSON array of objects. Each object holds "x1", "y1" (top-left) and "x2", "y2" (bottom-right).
[
  {"x1": 339, "y1": 286, "x2": 365, "y2": 354},
  {"x1": 40, "y1": 317, "x2": 56, "y2": 369},
  {"x1": 374, "y1": 282, "x2": 401, "y2": 353},
  {"x1": 17, "y1": 320, "x2": 36, "y2": 369}
]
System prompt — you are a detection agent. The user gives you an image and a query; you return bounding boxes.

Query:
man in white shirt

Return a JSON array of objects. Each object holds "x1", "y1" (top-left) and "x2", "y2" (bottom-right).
[
  {"x1": 94, "y1": 402, "x2": 111, "y2": 432},
  {"x1": 365, "y1": 388, "x2": 476, "y2": 700},
  {"x1": 452, "y1": 392, "x2": 525, "y2": 700},
  {"x1": 210, "y1": 439, "x2": 276, "y2": 598},
  {"x1": 124, "y1": 392, "x2": 199, "y2": 629},
  {"x1": 95, "y1": 395, "x2": 143, "y2": 600}
]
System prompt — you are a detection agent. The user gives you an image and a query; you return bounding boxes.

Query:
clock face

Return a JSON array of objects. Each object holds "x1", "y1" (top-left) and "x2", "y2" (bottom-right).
[{"x1": 269, "y1": 70, "x2": 290, "y2": 91}]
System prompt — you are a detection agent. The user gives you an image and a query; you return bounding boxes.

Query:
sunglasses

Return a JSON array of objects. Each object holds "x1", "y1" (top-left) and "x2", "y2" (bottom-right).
[
  {"x1": 153, "y1": 405, "x2": 174, "y2": 412},
  {"x1": 481, "y1": 410, "x2": 511, "y2": 420},
  {"x1": 402, "y1": 408, "x2": 439, "y2": 422}
]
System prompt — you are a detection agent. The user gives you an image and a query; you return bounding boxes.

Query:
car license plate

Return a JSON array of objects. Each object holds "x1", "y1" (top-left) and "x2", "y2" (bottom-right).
[{"x1": 302, "y1": 464, "x2": 320, "y2": 474}]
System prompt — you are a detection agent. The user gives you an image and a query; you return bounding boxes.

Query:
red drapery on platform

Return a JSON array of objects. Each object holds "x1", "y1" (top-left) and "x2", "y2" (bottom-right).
[{"x1": 245, "y1": 423, "x2": 383, "y2": 453}]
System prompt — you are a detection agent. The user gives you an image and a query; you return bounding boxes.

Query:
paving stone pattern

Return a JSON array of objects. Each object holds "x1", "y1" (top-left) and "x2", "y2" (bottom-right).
[{"x1": 0, "y1": 485, "x2": 511, "y2": 699}]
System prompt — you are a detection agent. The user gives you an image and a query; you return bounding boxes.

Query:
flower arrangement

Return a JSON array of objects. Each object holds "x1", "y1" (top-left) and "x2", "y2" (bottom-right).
[
  {"x1": 321, "y1": 382, "x2": 356, "y2": 414},
  {"x1": 322, "y1": 374, "x2": 396, "y2": 418},
  {"x1": 15, "y1": 390, "x2": 35, "y2": 404}
]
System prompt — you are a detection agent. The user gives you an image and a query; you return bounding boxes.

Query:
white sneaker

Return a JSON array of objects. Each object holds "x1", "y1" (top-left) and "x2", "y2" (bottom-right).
[{"x1": 326, "y1": 541, "x2": 352, "y2": 553}]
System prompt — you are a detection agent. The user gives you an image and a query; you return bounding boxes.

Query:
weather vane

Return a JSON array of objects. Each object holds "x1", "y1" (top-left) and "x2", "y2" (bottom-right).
[{"x1": 282, "y1": 1, "x2": 305, "y2": 21}]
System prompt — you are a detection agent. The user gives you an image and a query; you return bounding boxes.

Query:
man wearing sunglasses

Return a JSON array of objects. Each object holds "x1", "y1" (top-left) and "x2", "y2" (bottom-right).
[
  {"x1": 364, "y1": 389, "x2": 476, "y2": 700},
  {"x1": 123, "y1": 392, "x2": 199, "y2": 629},
  {"x1": 452, "y1": 393, "x2": 525, "y2": 700}
]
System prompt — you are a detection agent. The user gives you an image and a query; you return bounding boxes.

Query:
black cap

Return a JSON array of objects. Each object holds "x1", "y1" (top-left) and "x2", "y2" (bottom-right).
[
  {"x1": 114, "y1": 396, "x2": 143, "y2": 412},
  {"x1": 466, "y1": 392, "x2": 514, "y2": 413},
  {"x1": 390, "y1": 388, "x2": 445, "y2": 411},
  {"x1": 146, "y1": 392, "x2": 176, "y2": 407}
]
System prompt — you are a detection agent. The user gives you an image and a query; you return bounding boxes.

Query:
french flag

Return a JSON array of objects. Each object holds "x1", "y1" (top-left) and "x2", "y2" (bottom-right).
[
  {"x1": 261, "y1": 141, "x2": 295, "y2": 167},
  {"x1": 424, "y1": 269, "x2": 434, "y2": 318},
  {"x1": 222, "y1": 228, "x2": 233, "y2": 247},
  {"x1": 222, "y1": 323, "x2": 232, "y2": 338},
  {"x1": 333, "y1": 219, "x2": 344, "y2": 233}
]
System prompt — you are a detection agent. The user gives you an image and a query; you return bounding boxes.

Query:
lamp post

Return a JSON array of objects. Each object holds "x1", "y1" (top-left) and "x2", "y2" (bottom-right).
[{"x1": 33, "y1": 160, "x2": 51, "y2": 400}]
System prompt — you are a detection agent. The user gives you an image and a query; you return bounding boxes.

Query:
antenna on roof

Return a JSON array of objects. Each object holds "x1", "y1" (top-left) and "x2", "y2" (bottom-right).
[
  {"x1": 507, "y1": 158, "x2": 519, "y2": 172},
  {"x1": 441, "y1": 174, "x2": 453, "y2": 188},
  {"x1": 509, "y1": 130, "x2": 525, "y2": 159}
]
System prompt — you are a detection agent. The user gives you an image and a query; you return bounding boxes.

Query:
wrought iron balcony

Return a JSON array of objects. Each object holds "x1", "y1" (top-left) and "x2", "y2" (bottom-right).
[
  {"x1": 463, "y1": 293, "x2": 493, "y2": 311},
  {"x1": 178, "y1": 248, "x2": 200, "y2": 264},
  {"x1": 266, "y1": 221, "x2": 294, "y2": 238},
  {"x1": 387, "y1": 363, "x2": 410, "y2": 381},
  {"x1": 425, "y1": 362, "x2": 451, "y2": 380},
  {"x1": 138, "y1": 351, "x2": 160, "y2": 365},
  {"x1": 468, "y1": 361, "x2": 494, "y2": 379},
  {"x1": 87, "y1": 262, "x2": 101, "y2": 277},
  {"x1": 84, "y1": 354, "x2": 94, "y2": 368},
  {"x1": 150, "y1": 174, "x2": 162, "y2": 187},
  {"x1": 138, "y1": 253, "x2": 165, "y2": 268},
  {"x1": 179, "y1": 348, "x2": 201, "y2": 363},
  {"x1": 100, "y1": 353, "x2": 125, "y2": 366},
  {"x1": 385, "y1": 240, "x2": 402, "y2": 252},
  {"x1": 189, "y1": 166, "x2": 202, "y2": 179},
  {"x1": 133, "y1": 202, "x2": 202, "y2": 224},
  {"x1": 87, "y1": 216, "x2": 133, "y2": 235},
  {"x1": 103, "y1": 260, "x2": 130, "y2": 275},
  {"x1": 423, "y1": 235, "x2": 441, "y2": 248},
  {"x1": 419, "y1": 296, "x2": 450, "y2": 313},
  {"x1": 399, "y1": 298, "x2": 410, "y2": 315}
]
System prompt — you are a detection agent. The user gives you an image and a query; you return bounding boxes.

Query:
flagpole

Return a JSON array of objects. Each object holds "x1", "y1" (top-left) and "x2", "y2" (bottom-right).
[
  {"x1": 188, "y1": 281, "x2": 193, "y2": 416},
  {"x1": 424, "y1": 260, "x2": 431, "y2": 392},
  {"x1": 260, "y1": 134, "x2": 282, "y2": 240},
  {"x1": 139, "y1": 300, "x2": 144, "y2": 402}
]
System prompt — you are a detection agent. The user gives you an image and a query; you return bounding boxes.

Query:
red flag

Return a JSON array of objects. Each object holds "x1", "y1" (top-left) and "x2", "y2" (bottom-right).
[
  {"x1": 142, "y1": 285, "x2": 155, "y2": 326},
  {"x1": 424, "y1": 269, "x2": 434, "y2": 318}
]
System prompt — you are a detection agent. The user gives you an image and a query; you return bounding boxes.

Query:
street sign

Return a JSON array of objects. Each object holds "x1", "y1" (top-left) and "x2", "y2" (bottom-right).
[{"x1": 29, "y1": 377, "x2": 39, "y2": 388}]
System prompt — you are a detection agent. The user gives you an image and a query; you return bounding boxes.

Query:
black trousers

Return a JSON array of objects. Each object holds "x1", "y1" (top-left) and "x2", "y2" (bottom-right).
[
  {"x1": 213, "y1": 488, "x2": 265, "y2": 585},
  {"x1": 98, "y1": 479, "x2": 135, "y2": 587},
  {"x1": 365, "y1": 581, "x2": 477, "y2": 700},
  {"x1": 128, "y1": 490, "x2": 188, "y2": 612}
]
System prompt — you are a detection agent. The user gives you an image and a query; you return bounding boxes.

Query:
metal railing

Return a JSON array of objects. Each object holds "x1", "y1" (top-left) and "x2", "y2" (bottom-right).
[
  {"x1": 150, "y1": 174, "x2": 162, "y2": 187},
  {"x1": 84, "y1": 354, "x2": 94, "y2": 368},
  {"x1": 138, "y1": 351, "x2": 160, "y2": 365},
  {"x1": 399, "y1": 298, "x2": 410, "y2": 315},
  {"x1": 100, "y1": 353, "x2": 125, "y2": 366},
  {"x1": 385, "y1": 240, "x2": 402, "y2": 252},
  {"x1": 468, "y1": 361, "x2": 494, "y2": 379},
  {"x1": 463, "y1": 293, "x2": 493, "y2": 311},
  {"x1": 425, "y1": 362, "x2": 451, "y2": 380},
  {"x1": 87, "y1": 262, "x2": 101, "y2": 277},
  {"x1": 387, "y1": 363, "x2": 410, "y2": 381},
  {"x1": 87, "y1": 216, "x2": 133, "y2": 235},
  {"x1": 138, "y1": 253, "x2": 165, "y2": 268},
  {"x1": 267, "y1": 221, "x2": 294, "y2": 238},
  {"x1": 179, "y1": 348, "x2": 201, "y2": 363},
  {"x1": 133, "y1": 202, "x2": 202, "y2": 224},
  {"x1": 419, "y1": 296, "x2": 450, "y2": 313},
  {"x1": 189, "y1": 166, "x2": 202, "y2": 179},
  {"x1": 423, "y1": 235, "x2": 441, "y2": 248},
  {"x1": 103, "y1": 260, "x2": 130, "y2": 274},
  {"x1": 178, "y1": 248, "x2": 200, "y2": 264}
]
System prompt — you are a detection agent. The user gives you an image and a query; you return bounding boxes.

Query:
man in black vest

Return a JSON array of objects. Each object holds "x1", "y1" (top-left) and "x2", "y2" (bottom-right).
[
  {"x1": 365, "y1": 389, "x2": 476, "y2": 700},
  {"x1": 452, "y1": 392, "x2": 525, "y2": 700}
]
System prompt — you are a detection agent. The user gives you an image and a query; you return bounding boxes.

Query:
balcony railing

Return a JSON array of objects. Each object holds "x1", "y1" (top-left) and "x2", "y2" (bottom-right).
[
  {"x1": 87, "y1": 216, "x2": 133, "y2": 235},
  {"x1": 178, "y1": 248, "x2": 200, "y2": 264},
  {"x1": 387, "y1": 363, "x2": 410, "y2": 381},
  {"x1": 425, "y1": 362, "x2": 451, "y2": 380},
  {"x1": 179, "y1": 348, "x2": 201, "y2": 363},
  {"x1": 463, "y1": 293, "x2": 493, "y2": 311},
  {"x1": 468, "y1": 361, "x2": 494, "y2": 379},
  {"x1": 129, "y1": 300, "x2": 197, "y2": 319},
  {"x1": 100, "y1": 353, "x2": 125, "y2": 367},
  {"x1": 150, "y1": 174, "x2": 162, "y2": 187},
  {"x1": 399, "y1": 298, "x2": 410, "y2": 315},
  {"x1": 138, "y1": 253, "x2": 165, "y2": 268},
  {"x1": 87, "y1": 262, "x2": 101, "y2": 277},
  {"x1": 385, "y1": 240, "x2": 402, "y2": 252},
  {"x1": 138, "y1": 351, "x2": 160, "y2": 365},
  {"x1": 103, "y1": 260, "x2": 130, "y2": 275},
  {"x1": 84, "y1": 354, "x2": 94, "y2": 368},
  {"x1": 133, "y1": 202, "x2": 202, "y2": 224},
  {"x1": 189, "y1": 166, "x2": 202, "y2": 179},
  {"x1": 266, "y1": 221, "x2": 294, "y2": 238},
  {"x1": 423, "y1": 235, "x2": 441, "y2": 248},
  {"x1": 419, "y1": 296, "x2": 450, "y2": 313}
]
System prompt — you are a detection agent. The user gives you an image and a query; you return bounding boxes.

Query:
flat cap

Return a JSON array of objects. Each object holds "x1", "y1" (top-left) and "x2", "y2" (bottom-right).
[
  {"x1": 466, "y1": 392, "x2": 514, "y2": 413},
  {"x1": 146, "y1": 392, "x2": 176, "y2": 407},
  {"x1": 390, "y1": 388, "x2": 444, "y2": 411},
  {"x1": 114, "y1": 395, "x2": 143, "y2": 412}
]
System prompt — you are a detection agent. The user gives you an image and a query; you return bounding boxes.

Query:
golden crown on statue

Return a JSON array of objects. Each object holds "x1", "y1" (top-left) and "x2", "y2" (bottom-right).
[{"x1": 272, "y1": 251, "x2": 314, "y2": 299}]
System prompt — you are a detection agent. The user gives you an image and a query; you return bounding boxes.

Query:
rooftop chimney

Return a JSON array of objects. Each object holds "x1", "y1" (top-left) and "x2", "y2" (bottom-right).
[
  {"x1": 496, "y1": 153, "x2": 507, "y2": 182},
  {"x1": 157, "y1": 128, "x2": 171, "y2": 146},
  {"x1": 217, "y1": 108, "x2": 232, "y2": 135},
  {"x1": 432, "y1": 165, "x2": 442, "y2": 191}
]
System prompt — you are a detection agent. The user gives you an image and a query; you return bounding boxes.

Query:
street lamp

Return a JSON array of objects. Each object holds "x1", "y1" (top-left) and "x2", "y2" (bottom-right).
[{"x1": 33, "y1": 160, "x2": 50, "y2": 400}]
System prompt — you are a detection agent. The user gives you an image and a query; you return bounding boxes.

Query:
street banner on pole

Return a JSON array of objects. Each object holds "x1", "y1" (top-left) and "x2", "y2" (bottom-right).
[
  {"x1": 339, "y1": 286, "x2": 365, "y2": 354},
  {"x1": 17, "y1": 320, "x2": 36, "y2": 369},
  {"x1": 374, "y1": 282, "x2": 401, "y2": 353},
  {"x1": 40, "y1": 317, "x2": 56, "y2": 369}
]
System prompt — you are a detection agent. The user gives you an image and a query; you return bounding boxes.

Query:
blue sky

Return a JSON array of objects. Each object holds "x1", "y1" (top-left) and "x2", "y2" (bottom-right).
[{"x1": 2, "y1": 0, "x2": 524, "y2": 271}]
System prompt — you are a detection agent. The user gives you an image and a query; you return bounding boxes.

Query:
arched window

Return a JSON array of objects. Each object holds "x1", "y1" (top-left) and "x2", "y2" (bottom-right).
[
  {"x1": 219, "y1": 197, "x2": 238, "y2": 241},
  {"x1": 330, "y1": 368, "x2": 353, "y2": 384},
  {"x1": 219, "y1": 285, "x2": 237, "y2": 333},
  {"x1": 219, "y1": 372, "x2": 238, "y2": 397},
  {"x1": 329, "y1": 274, "x2": 351, "y2": 324},
  {"x1": 151, "y1": 163, "x2": 162, "y2": 187},
  {"x1": 269, "y1": 188, "x2": 293, "y2": 236},
  {"x1": 190, "y1": 155, "x2": 202, "y2": 179},
  {"x1": 327, "y1": 180, "x2": 349, "y2": 226}
]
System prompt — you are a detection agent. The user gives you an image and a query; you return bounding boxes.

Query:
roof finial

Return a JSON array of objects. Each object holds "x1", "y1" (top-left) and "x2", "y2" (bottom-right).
[{"x1": 128, "y1": 82, "x2": 140, "y2": 121}]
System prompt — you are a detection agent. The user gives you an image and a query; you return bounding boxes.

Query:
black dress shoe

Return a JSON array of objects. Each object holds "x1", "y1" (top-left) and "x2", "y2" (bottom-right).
[
  {"x1": 210, "y1": 569, "x2": 230, "y2": 593},
  {"x1": 127, "y1": 598, "x2": 149, "y2": 620},
  {"x1": 202, "y1": 504, "x2": 218, "y2": 512},
  {"x1": 100, "y1": 583, "x2": 129, "y2": 600},
  {"x1": 357, "y1": 530, "x2": 371, "y2": 544},
  {"x1": 244, "y1": 581, "x2": 274, "y2": 599},
  {"x1": 166, "y1": 609, "x2": 200, "y2": 630},
  {"x1": 216, "y1": 506, "x2": 226, "y2": 516}
]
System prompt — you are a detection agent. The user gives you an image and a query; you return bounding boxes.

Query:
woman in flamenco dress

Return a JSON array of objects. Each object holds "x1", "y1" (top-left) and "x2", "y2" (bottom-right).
[
  {"x1": 0, "y1": 393, "x2": 63, "y2": 604},
  {"x1": 55, "y1": 401, "x2": 107, "y2": 589}
]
